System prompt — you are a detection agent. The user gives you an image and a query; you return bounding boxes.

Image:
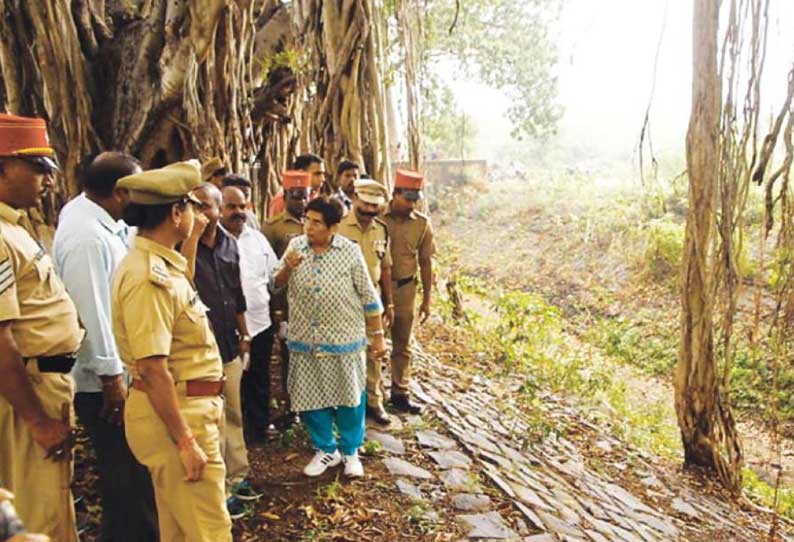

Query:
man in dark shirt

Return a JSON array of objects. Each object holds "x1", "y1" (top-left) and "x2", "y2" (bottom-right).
[{"x1": 185, "y1": 183, "x2": 259, "y2": 517}]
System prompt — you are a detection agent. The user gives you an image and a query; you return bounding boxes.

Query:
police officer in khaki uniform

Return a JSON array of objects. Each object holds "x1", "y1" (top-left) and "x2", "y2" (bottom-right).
[
  {"x1": 201, "y1": 156, "x2": 227, "y2": 189},
  {"x1": 338, "y1": 179, "x2": 394, "y2": 425},
  {"x1": 111, "y1": 161, "x2": 232, "y2": 542},
  {"x1": 263, "y1": 170, "x2": 311, "y2": 415},
  {"x1": 382, "y1": 169, "x2": 435, "y2": 415},
  {"x1": 0, "y1": 113, "x2": 83, "y2": 542},
  {"x1": 262, "y1": 170, "x2": 311, "y2": 258}
]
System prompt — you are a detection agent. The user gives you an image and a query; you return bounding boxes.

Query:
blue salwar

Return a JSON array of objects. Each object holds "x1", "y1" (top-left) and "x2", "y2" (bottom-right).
[{"x1": 301, "y1": 391, "x2": 367, "y2": 456}]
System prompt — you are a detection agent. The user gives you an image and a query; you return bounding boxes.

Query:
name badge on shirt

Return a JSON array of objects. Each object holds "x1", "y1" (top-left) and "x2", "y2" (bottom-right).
[
  {"x1": 190, "y1": 292, "x2": 209, "y2": 313},
  {"x1": 374, "y1": 239, "x2": 387, "y2": 260}
]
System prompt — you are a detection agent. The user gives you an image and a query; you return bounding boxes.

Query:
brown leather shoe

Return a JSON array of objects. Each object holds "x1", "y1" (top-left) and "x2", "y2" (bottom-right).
[
  {"x1": 390, "y1": 394, "x2": 423, "y2": 415},
  {"x1": 366, "y1": 405, "x2": 392, "y2": 425}
]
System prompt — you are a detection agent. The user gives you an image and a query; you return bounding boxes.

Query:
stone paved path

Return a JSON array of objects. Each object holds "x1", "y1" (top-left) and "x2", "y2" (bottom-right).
[{"x1": 365, "y1": 347, "x2": 794, "y2": 542}]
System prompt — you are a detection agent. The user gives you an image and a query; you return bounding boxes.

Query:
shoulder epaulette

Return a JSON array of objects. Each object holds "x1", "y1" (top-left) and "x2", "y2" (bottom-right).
[
  {"x1": 374, "y1": 217, "x2": 390, "y2": 238},
  {"x1": 147, "y1": 253, "x2": 172, "y2": 288}
]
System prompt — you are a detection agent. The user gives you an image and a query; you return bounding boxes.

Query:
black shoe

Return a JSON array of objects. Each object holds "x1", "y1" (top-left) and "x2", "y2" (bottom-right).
[
  {"x1": 226, "y1": 496, "x2": 251, "y2": 520},
  {"x1": 232, "y1": 480, "x2": 263, "y2": 501},
  {"x1": 391, "y1": 395, "x2": 423, "y2": 415},
  {"x1": 366, "y1": 405, "x2": 392, "y2": 425}
]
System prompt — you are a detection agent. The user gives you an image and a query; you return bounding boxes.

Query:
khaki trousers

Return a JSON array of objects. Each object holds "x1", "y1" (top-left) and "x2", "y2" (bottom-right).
[
  {"x1": 390, "y1": 280, "x2": 417, "y2": 396},
  {"x1": 0, "y1": 364, "x2": 77, "y2": 542},
  {"x1": 220, "y1": 358, "x2": 249, "y2": 488},
  {"x1": 367, "y1": 285, "x2": 387, "y2": 408},
  {"x1": 366, "y1": 347, "x2": 385, "y2": 409},
  {"x1": 125, "y1": 389, "x2": 231, "y2": 542}
]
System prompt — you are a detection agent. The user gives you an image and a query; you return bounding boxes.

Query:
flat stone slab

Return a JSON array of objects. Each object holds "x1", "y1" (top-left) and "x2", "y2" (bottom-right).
[
  {"x1": 367, "y1": 415, "x2": 404, "y2": 432},
  {"x1": 535, "y1": 510, "x2": 587, "y2": 540},
  {"x1": 383, "y1": 457, "x2": 433, "y2": 479},
  {"x1": 509, "y1": 483, "x2": 553, "y2": 511},
  {"x1": 409, "y1": 380, "x2": 437, "y2": 405},
  {"x1": 367, "y1": 430, "x2": 405, "y2": 455},
  {"x1": 671, "y1": 497, "x2": 698, "y2": 519},
  {"x1": 457, "y1": 511, "x2": 519, "y2": 539},
  {"x1": 416, "y1": 429, "x2": 458, "y2": 450},
  {"x1": 461, "y1": 430, "x2": 503, "y2": 454},
  {"x1": 630, "y1": 511, "x2": 679, "y2": 537},
  {"x1": 404, "y1": 414, "x2": 425, "y2": 427},
  {"x1": 602, "y1": 483, "x2": 655, "y2": 514},
  {"x1": 429, "y1": 450, "x2": 472, "y2": 469},
  {"x1": 395, "y1": 478, "x2": 424, "y2": 501},
  {"x1": 442, "y1": 468, "x2": 480, "y2": 492},
  {"x1": 451, "y1": 493, "x2": 493, "y2": 512}
]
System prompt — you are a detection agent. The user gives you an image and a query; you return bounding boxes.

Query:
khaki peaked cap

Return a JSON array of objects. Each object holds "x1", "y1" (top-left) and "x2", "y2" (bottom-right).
[
  {"x1": 118, "y1": 160, "x2": 202, "y2": 204},
  {"x1": 354, "y1": 179, "x2": 387, "y2": 205},
  {"x1": 202, "y1": 156, "x2": 225, "y2": 181}
]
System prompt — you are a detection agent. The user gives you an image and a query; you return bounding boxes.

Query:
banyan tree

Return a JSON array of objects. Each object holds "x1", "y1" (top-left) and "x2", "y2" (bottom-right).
[{"x1": 0, "y1": 0, "x2": 406, "y2": 218}]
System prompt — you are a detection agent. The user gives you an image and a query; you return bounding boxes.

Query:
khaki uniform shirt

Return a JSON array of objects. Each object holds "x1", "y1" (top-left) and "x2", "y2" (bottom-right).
[
  {"x1": 338, "y1": 211, "x2": 392, "y2": 288},
  {"x1": 381, "y1": 207, "x2": 436, "y2": 280},
  {"x1": 262, "y1": 211, "x2": 303, "y2": 259},
  {"x1": 0, "y1": 202, "x2": 82, "y2": 357},
  {"x1": 111, "y1": 236, "x2": 222, "y2": 382}
]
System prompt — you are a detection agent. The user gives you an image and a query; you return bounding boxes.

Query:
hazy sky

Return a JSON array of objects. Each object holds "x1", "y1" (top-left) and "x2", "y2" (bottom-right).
[{"x1": 450, "y1": 0, "x2": 794, "y2": 171}]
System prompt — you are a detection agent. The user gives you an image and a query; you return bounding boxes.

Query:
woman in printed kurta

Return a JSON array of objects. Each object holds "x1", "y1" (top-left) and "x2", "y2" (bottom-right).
[{"x1": 271, "y1": 197, "x2": 387, "y2": 478}]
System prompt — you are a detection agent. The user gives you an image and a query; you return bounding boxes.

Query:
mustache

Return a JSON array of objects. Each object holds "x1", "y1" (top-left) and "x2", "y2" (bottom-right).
[
  {"x1": 229, "y1": 213, "x2": 246, "y2": 221},
  {"x1": 359, "y1": 210, "x2": 379, "y2": 217}
]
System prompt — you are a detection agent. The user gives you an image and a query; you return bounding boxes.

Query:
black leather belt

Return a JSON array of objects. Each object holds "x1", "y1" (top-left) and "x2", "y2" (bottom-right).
[
  {"x1": 394, "y1": 275, "x2": 416, "y2": 289},
  {"x1": 27, "y1": 354, "x2": 77, "y2": 374}
]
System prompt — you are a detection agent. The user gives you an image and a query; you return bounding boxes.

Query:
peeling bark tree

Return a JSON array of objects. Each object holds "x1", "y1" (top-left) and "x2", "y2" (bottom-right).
[
  {"x1": 0, "y1": 0, "x2": 399, "y2": 215},
  {"x1": 675, "y1": 0, "x2": 743, "y2": 493}
]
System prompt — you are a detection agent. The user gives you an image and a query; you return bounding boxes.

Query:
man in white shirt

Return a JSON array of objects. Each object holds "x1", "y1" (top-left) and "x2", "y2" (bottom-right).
[
  {"x1": 220, "y1": 185, "x2": 279, "y2": 443},
  {"x1": 53, "y1": 152, "x2": 157, "y2": 542},
  {"x1": 222, "y1": 174, "x2": 260, "y2": 230}
]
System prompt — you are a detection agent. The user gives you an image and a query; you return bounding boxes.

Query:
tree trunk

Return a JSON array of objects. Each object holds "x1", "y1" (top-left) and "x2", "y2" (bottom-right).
[
  {"x1": 0, "y1": 1, "x2": 400, "y2": 215},
  {"x1": 395, "y1": 0, "x2": 422, "y2": 170},
  {"x1": 675, "y1": 0, "x2": 743, "y2": 493},
  {"x1": 298, "y1": 0, "x2": 392, "y2": 189}
]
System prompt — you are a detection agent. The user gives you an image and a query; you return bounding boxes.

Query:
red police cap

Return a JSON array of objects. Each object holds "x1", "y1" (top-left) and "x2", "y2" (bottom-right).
[
  {"x1": 394, "y1": 169, "x2": 424, "y2": 190},
  {"x1": 282, "y1": 170, "x2": 311, "y2": 189},
  {"x1": 0, "y1": 113, "x2": 55, "y2": 157}
]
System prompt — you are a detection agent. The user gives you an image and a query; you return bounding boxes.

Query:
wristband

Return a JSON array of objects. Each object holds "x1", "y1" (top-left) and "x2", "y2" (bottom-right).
[
  {"x1": 371, "y1": 329, "x2": 385, "y2": 337},
  {"x1": 177, "y1": 432, "x2": 196, "y2": 452},
  {"x1": 240, "y1": 335, "x2": 252, "y2": 343}
]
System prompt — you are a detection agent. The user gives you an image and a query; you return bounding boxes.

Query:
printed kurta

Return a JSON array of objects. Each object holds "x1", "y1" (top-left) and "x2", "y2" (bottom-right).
[{"x1": 271, "y1": 234, "x2": 383, "y2": 411}]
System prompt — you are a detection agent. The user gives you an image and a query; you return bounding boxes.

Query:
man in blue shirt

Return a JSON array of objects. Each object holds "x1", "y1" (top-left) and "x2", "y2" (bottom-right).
[{"x1": 53, "y1": 152, "x2": 158, "y2": 542}]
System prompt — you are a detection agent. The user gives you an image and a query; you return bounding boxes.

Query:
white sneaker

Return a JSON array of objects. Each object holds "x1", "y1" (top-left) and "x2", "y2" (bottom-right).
[
  {"x1": 303, "y1": 450, "x2": 341, "y2": 477},
  {"x1": 343, "y1": 453, "x2": 364, "y2": 478}
]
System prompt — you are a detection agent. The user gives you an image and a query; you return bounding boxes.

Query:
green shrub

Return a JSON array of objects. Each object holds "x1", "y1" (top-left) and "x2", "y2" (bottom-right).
[
  {"x1": 743, "y1": 468, "x2": 794, "y2": 520},
  {"x1": 585, "y1": 317, "x2": 677, "y2": 377},
  {"x1": 642, "y1": 219, "x2": 685, "y2": 281}
]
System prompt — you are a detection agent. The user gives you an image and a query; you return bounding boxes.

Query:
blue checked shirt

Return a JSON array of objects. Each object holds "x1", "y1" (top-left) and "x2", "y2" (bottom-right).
[{"x1": 53, "y1": 194, "x2": 129, "y2": 393}]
